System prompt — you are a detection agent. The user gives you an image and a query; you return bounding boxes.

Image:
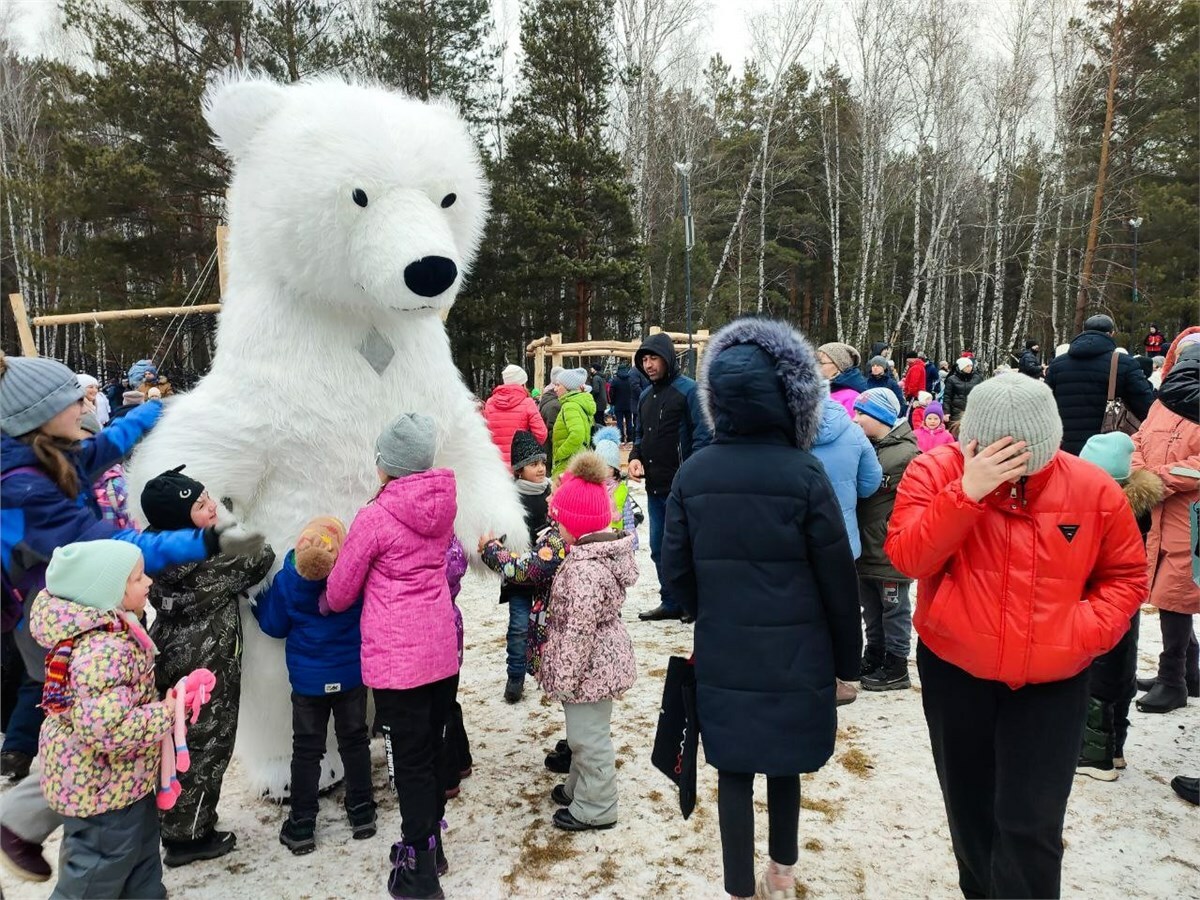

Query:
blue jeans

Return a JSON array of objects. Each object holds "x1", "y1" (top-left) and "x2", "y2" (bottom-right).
[
  {"x1": 506, "y1": 593, "x2": 533, "y2": 677},
  {"x1": 2, "y1": 669, "x2": 44, "y2": 756},
  {"x1": 647, "y1": 492, "x2": 676, "y2": 612}
]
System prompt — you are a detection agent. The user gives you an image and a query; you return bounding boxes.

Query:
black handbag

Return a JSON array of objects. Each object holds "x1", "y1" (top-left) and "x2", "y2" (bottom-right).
[{"x1": 651, "y1": 655, "x2": 700, "y2": 819}]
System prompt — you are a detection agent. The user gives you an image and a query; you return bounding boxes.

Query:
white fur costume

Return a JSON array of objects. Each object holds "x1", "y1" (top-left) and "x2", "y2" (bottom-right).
[{"x1": 126, "y1": 75, "x2": 528, "y2": 797}]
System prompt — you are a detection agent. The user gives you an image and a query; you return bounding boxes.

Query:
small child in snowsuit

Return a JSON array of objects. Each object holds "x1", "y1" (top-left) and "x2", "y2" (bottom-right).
[
  {"x1": 540, "y1": 452, "x2": 638, "y2": 832},
  {"x1": 500, "y1": 430, "x2": 552, "y2": 703},
  {"x1": 324, "y1": 413, "x2": 460, "y2": 900},
  {"x1": 78, "y1": 411, "x2": 138, "y2": 531},
  {"x1": 140, "y1": 466, "x2": 275, "y2": 867},
  {"x1": 253, "y1": 516, "x2": 376, "y2": 854},
  {"x1": 852, "y1": 388, "x2": 920, "y2": 691},
  {"x1": 593, "y1": 426, "x2": 640, "y2": 550},
  {"x1": 914, "y1": 401, "x2": 955, "y2": 454},
  {"x1": 1077, "y1": 432, "x2": 1163, "y2": 779},
  {"x1": 909, "y1": 390, "x2": 933, "y2": 430},
  {"x1": 29, "y1": 541, "x2": 173, "y2": 899}
]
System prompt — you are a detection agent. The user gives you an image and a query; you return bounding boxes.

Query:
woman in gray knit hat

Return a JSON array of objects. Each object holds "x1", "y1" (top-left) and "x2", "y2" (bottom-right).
[
  {"x1": 0, "y1": 354, "x2": 264, "y2": 882},
  {"x1": 884, "y1": 376, "x2": 1148, "y2": 899}
]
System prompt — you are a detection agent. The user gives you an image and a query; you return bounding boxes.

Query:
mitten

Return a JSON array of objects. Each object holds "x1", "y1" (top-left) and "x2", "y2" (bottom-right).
[
  {"x1": 295, "y1": 516, "x2": 346, "y2": 581},
  {"x1": 207, "y1": 521, "x2": 266, "y2": 558}
]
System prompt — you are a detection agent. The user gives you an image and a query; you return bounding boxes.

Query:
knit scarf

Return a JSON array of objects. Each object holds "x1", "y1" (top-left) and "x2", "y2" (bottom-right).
[{"x1": 515, "y1": 478, "x2": 551, "y2": 497}]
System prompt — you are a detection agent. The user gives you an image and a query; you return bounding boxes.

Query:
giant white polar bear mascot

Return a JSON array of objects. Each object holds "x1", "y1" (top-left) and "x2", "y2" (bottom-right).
[{"x1": 127, "y1": 74, "x2": 529, "y2": 796}]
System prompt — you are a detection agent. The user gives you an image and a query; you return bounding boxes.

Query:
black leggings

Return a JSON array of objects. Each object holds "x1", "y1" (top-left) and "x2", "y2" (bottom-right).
[{"x1": 717, "y1": 771, "x2": 799, "y2": 898}]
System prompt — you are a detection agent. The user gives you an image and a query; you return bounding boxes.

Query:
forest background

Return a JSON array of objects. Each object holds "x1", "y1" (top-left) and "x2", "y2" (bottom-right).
[{"x1": 1, "y1": 0, "x2": 1196, "y2": 392}]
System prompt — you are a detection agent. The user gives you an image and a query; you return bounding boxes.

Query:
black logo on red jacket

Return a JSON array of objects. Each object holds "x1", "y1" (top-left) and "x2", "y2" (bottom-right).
[{"x1": 1058, "y1": 524, "x2": 1080, "y2": 543}]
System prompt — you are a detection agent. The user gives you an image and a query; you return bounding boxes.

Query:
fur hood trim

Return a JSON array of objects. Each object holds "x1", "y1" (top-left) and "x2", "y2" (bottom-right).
[
  {"x1": 1124, "y1": 468, "x2": 1165, "y2": 518},
  {"x1": 699, "y1": 317, "x2": 824, "y2": 450}
]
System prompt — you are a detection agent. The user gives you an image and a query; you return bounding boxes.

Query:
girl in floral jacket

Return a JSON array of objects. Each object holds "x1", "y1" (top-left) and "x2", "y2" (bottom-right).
[
  {"x1": 540, "y1": 452, "x2": 638, "y2": 833},
  {"x1": 30, "y1": 541, "x2": 174, "y2": 899}
]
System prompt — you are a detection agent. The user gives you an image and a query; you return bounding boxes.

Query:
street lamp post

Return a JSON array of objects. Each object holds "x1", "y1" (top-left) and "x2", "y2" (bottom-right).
[
  {"x1": 1129, "y1": 216, "x2": 1143, "y2": 303},
  {"x1": 674, "y1": 161, "x2": 695, "y2": 376}
]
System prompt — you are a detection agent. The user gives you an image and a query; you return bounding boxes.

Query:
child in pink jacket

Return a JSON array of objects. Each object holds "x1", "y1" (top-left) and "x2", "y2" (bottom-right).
[
  {"x1": 325, "y1": 413, "x2": 459, "y2": 900},
  {"x1": 541, "y1": 452, "x2": 638, "y2": 833},
  {"x1": 915, "y1": 401, "x2": 955, "y2": 454}
]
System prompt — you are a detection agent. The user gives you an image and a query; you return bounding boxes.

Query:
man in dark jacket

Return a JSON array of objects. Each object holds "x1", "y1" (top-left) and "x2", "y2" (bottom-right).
[
  {"x1": 659, "y1": 318, "x2": 860, "y2": 900},
  {"x1": 942, "y1": 357, "x2": 984, "y2": 423},
  {"x1": 628, "y1": 333, "x2": 711, "y2": 622},
  {"x1": 1018, "y1": 341, "x2": 1043, "y2": 379},
  {"x1": 608, "y1": 362, "x2": 643, "y2": 443},
  {"x1": 589, "y1": 364, "x2": 608, "y2": 427},
  {"x1": 1045, "y1": 315, "x2": 1156, "y2": 455},
  {"x1": 538, "y1": 367, "x2": 564, "y2": 462}
]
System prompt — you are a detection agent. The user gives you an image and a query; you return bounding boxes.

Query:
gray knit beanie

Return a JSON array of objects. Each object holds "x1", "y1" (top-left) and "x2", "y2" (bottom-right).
[
  {"x1": 0, "y1": 355, "x2": 84, "y2": 437},
  {"x1": 375, "y1": 412, "x2": 437, "y2": 478},
  {"x1": 958, "y1": 377, "x2": 1063, "y2": 475}
]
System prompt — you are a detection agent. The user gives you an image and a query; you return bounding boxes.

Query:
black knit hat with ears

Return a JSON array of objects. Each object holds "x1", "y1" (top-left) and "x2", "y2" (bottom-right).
[{"x1": 141, "y1": 465, "x2": 207, "y2": 531}]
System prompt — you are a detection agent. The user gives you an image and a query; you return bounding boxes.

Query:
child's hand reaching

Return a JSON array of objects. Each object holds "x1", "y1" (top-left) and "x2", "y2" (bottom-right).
[{"x1": 478, "y1": 533, "x2": 498, "y2": 555}]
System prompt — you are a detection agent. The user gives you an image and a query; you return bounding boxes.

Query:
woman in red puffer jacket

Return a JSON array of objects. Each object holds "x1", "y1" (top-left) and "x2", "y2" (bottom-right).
[
  {"x1": 483, "y1": 365, "x2": 547, "y2": 466},
  {"x1": 885, "y1": 376, "x2": 1146, "y2": 900}
]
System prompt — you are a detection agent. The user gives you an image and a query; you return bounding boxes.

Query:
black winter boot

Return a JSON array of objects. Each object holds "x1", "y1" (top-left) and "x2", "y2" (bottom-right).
[
  {"x1": 1076, "y1": 698, "x2": 1117, "y2": 781},
  {"x1": 544, "y1": 738, "x2": 572, "y2": 774},
  {"x1": 861, "y1": 653, "x2": 910, "y2": 691},
  {"x1": 1136, "y1": 682, "x2": 1187, "y2": 714},
  {"x1": 504, "y1": 675, "x2": 524, "y2": 703},
  {"x1": 163, "y1": 829, "x2": 237, "y2": 867},
  {"x1": 347, "y1": 801, "x2": 377, "y2": 840},
  {"x1": 859, "y1": 646, "x2": 885, "y2": 681},
  {"x1": 279, "y1": 818, "x2": 316, "y2": 855},
  {"x1": 387, "y1": 836, "x2": 444, "y2": 899}
]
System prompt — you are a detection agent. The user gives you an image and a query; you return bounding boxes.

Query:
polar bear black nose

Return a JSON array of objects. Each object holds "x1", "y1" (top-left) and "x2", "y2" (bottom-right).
[{"x1": 403, "y1": 256, "x2": 458, "y2": 298}]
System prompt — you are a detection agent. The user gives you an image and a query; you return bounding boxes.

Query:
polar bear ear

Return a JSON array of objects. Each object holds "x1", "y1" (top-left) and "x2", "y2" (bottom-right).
[{"x1": 202, "y1": 75, "x2": 288, "y2": 161}]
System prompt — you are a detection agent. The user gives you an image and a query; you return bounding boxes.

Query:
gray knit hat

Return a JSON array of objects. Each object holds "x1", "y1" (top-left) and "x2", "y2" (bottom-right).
[
  {"x1": 558, "y1": 368, "x2": 588, "y2": 391},
  {"x1": 817, "y1": 342, "x2": 858, "y2": 374},
  {"x1": 0, "y1": 355, "x2": 84, "y2": 437},
  {"x1": 958, "y1": 377, "x2": 1063, "y2": 475},
  {"x1": 375, "y1": 412, "x2": 437, "y2": 478}
]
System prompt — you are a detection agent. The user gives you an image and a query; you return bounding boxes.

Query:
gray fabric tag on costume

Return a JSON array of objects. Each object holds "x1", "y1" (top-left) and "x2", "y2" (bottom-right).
[{"x1": 358, "y1": 326, "x2": 395, "y2": 376}]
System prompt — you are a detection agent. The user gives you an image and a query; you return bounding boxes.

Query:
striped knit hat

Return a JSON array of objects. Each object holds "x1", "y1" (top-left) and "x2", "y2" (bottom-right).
[{"x1": 0, "y1": 354, "x2": 84, "y2": 437}]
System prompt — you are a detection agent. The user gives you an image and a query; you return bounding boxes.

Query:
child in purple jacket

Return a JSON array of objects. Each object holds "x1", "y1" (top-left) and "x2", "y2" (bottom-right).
[{"x1": 325, "y1": 413, "x2": 459, "y2": 900}]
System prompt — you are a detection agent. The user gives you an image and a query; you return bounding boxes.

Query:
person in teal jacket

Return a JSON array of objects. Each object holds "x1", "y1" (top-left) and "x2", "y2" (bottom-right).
[{"x1": 810, "y1": 397, "x2": 883, "y2": 558}]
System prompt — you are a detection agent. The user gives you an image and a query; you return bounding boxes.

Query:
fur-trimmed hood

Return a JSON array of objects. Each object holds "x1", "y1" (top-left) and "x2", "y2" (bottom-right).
[
  {"x1": 1123, "y1": 468, "x2": 1165, "y2": 519},
  {"x1": 699, "y1": 318, "x2": 824, "y2": 450}
]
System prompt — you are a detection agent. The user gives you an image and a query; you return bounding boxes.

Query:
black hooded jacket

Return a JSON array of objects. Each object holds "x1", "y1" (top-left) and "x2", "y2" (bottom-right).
[
  {"x1": 660, "y1": 318, "x2": 861, "y2": 776},
  {"x1": 1045, "y1": 331, "x2": 1157, "y2": 454},
  {"x1": 608, "y1": 363, "x2": 646, "y2": 412},
  {"x1": 629, "y1": 333, "x2": 712, "y2": 495}
]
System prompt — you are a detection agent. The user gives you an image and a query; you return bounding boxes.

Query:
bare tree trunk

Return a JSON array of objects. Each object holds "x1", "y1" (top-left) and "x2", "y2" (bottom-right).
[
  {"x1": 702, "y1": 156, "x2": 760, "y2": 323},
  {"x1": 1009, "y1": 165, "x2": 1050, "y2": 349},
  {"x1": 1074, "y1": 0, "x2": 1124, "y2": 333}
]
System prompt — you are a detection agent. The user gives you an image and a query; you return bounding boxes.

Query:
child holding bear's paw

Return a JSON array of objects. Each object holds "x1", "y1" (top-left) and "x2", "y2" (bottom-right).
[{"x1": 253, "y1": 515, "x2": 375, "y2": 856}]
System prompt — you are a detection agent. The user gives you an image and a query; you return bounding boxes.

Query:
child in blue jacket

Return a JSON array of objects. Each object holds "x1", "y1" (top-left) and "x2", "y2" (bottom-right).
[{"x1": 253, "y1": 517, "x2": 373, "y2": 856}]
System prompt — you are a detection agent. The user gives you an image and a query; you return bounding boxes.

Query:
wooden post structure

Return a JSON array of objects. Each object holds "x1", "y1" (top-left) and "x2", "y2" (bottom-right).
[
  {"x1": 550, "y1": 333, "x2": 564, "y2": 372},
  {"x1": 8, "y1": 293, "x2": 38, "y2": 357},
  {"x1": 216, "y1": 225, "x2": 230, "y2": 299}
]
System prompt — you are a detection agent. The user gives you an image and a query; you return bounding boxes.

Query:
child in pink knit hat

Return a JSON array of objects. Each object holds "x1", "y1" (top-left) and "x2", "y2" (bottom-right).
[{"x1": 540, "y1": 451, "x2": 638, "y2": 832}]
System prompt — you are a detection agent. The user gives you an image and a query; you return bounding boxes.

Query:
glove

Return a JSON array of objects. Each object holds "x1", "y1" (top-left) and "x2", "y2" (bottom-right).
[{"x1": 206, "y1": 521, "x2": 266, "y2": 558}]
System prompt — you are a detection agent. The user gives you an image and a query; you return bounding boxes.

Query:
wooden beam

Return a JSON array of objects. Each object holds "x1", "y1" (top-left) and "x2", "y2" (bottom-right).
[
  {"x1": 533, "y1": 344, "x2": 546, "y2": 391},
  {"x1": 216, "y1": 225, "x2": 230, "y2": 298},
  {"x1": 7, "y1": 293, "x2": 38, "y2": 357},
  {"x1": 31, "y1": 304, "x2": 223, "y2": 327}
]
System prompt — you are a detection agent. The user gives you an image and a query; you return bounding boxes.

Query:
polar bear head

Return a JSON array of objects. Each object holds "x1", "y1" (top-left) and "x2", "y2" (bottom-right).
[{"x1": 204, "y1": 74, "x2": 487, "y2": 314}]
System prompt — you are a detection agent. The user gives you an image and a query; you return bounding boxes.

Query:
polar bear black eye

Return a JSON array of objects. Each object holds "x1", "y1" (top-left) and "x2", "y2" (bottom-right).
[
  {"x1": 352, "y1": 188, "x2": 368, "y2": 208},
  {"x1": 440, "y1": 193, "x2": 456, "y2": 209}
]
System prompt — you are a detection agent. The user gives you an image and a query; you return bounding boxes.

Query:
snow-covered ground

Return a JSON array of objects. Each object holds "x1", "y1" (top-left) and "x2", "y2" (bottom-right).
[{"x1": 3, "y1": 480, "x2": 1198, "y2": 899}]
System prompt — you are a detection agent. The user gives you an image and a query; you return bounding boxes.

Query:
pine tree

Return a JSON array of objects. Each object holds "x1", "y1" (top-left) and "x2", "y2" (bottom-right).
[{"x1": 503, "y1": 0, "x2": 642, "y2": 341}]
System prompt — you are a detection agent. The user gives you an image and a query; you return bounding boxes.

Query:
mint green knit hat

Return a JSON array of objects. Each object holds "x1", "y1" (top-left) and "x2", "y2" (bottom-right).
[
  {"x1": 46, "y1": 541, "x2": 143, "y2": 611},
  {"x1": 1081, "y1": 432, "x2": 1135, "y2": 482}
]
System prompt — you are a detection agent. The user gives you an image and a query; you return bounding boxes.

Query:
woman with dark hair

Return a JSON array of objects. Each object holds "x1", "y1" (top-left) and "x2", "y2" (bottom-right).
[{"x1": 661, "y1": 319, "x2": 861, "y2": 900}]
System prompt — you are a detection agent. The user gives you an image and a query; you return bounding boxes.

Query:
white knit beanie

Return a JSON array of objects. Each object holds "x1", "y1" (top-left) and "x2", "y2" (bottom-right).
[{"x1": 502, "y1": 364, "x2": 528, "y2": 386}]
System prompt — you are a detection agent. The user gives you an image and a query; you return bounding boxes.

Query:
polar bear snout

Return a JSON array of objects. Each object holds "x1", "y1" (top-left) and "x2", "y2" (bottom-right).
[{"x1": 403, "y1": 256, "x2": 459, "y2": 298}]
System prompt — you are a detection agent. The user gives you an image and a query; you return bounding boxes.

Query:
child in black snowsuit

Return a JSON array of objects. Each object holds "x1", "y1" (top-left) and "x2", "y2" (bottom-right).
[
  {"x1": 140, "y1": 466, "x2": 275, "y2": 867},
  {"x1": 500, "y1": 430, "x2": 552, "y2": 703}
]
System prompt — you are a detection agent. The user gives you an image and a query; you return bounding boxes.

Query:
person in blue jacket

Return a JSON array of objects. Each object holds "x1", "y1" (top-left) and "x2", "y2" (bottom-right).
[
  {"x1": 253, "y1": 542, "x2": 373, "y2": 856},
  {"x1": 864, "y1": 355, "x2": 906, "y2": 415},
  {"x1": 0, "y1": 353, "x2": 263, "y2": 881},
  {"x1": 628, "y1": 332, "x2": 712, "y2": 623},
  {"x1": 810, "y1": 397, "x2": 883, "y2": 560},
  {"x1": 659, "y1": 318, "x2": 862, "y2": 900}
]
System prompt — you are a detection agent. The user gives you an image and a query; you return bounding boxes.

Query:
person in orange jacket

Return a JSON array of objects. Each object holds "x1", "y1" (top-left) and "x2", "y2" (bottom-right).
[
  {"x1": 901, "y1": 351, "x2": 927, "y2": 402},
  {"x1": 885, "y1": 376, "x2": 1147, "y2": 900}
]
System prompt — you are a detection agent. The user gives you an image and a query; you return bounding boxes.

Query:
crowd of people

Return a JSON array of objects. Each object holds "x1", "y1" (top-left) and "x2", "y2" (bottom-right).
[{"x1": 0, "y1": 312, "x2": 1196, "y2": 900}]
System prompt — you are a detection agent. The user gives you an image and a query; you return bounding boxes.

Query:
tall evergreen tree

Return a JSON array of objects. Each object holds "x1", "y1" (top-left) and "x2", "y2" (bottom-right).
[{"x1": 503, "y1": 0, "x2": 642, "y2": 341}]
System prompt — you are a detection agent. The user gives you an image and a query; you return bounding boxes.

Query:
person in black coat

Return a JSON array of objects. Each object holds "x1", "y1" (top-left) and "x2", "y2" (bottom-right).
[
  {"x1": 941, "y1": 357, "x2": 984, "y2": 424},
  {"x1": 589, "y1": 364, "x2": 608, "y2": 427},
  {"x1": 661, "y1": 317, "x2": 861, "y2": 900},
  {"x1": 608, "y1": 362, "x2": 643, "y2": 443},
  {"x1": 1018, "y1": 340, "x2": 1044, "y2": 379},
  {"x1": 1044, "y1": 315, "x2": 1156, "y2": 455}
]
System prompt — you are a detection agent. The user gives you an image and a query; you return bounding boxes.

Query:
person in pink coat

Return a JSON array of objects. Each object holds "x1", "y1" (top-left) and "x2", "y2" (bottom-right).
[
  {"x1": 914, "y1": 401, "x2": 955, "y2": 453},
  {"x1": 325, "y1": 412, "x2": 459, "y2": 899},
  {"x1": 484, "y1": 365, "x2": 547, "y2": 465}
]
